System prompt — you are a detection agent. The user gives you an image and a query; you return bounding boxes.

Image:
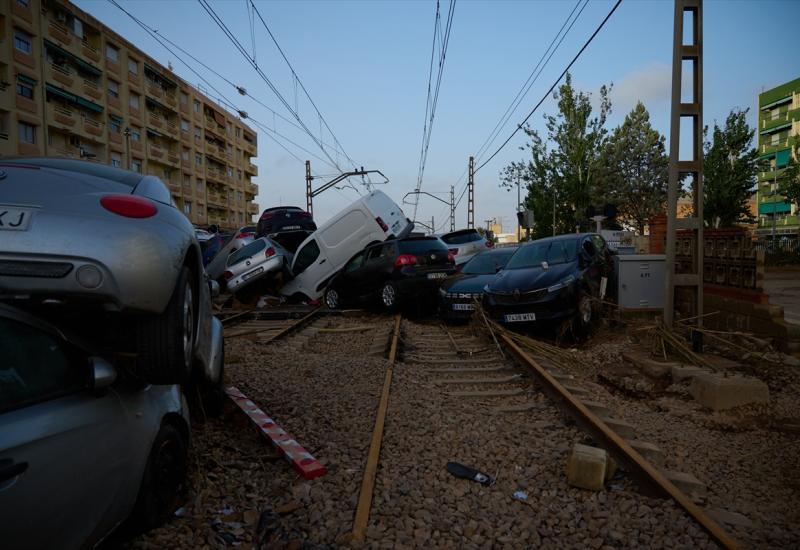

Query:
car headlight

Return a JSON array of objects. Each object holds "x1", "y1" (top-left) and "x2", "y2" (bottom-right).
[
  {"x1": 483, "y1": 284, "x2": 491, "y2": 293},
  {"x1": 439, "y1": 287, "x2": 447, "y2": 297},
  {"x1": 548, "y1": 275, "x2": 575, "y2": 294}
]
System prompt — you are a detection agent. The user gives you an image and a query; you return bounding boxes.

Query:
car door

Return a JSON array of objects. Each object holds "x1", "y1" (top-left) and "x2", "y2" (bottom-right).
[
  {"x1": 0, "y1": 314, "x2": 133, "y2": 550},
  {"x1": 360, "y1": 243, "x2": 395, "y2": 299},
  {"x1": 336, "y1": 250, "x2": 366, "y2": 303},
  {"x1": 288, "y1": 237, "x2": 331, "y2": 298}
]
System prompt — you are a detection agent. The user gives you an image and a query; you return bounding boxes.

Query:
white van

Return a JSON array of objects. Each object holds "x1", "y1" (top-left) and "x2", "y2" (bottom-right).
[{"x1": 281, "y1": 190, "x2": 413, "y2": 301}]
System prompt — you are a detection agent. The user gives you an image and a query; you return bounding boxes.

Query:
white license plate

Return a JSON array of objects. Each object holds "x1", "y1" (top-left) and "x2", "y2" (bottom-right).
[
  {"x1": 283, "y1": 225, "x2": 301, "y2": 230},
  {"x1": 243, "y1": 266, "x2": 264, "y2": 281},
  {"x1": 0, "y1": 207, "x2": 33, "y2": 231},
  {"x1": 427, "y1": 272, "x2": 447, "y2": 279},
  {"x1": 452, "y1": 303, "x2": 474, "y2": 311},
  {"x1": 504, "y1": 312, "x2": 537, "y2": 322}
]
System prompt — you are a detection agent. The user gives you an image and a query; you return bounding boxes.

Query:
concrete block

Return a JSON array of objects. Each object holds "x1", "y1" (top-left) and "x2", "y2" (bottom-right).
[
  {"x1": 600, "y1": 416, "x2": 636, "y2": 438},
  {"x1": 622, "y1": 352, "x2": 677, "y2": 379},
  {"x1": 689, "y1": 373, "x2": 769, "y2": 411},
  {"x1": 566, "y1": 444, "x2": 607, "y2": 491},
  {"x1": 626, "y1": 439, "x2": 665, "y2": 467},
  {"x1": 662, "y1": 469, "x2": 707, "y2": 497},
  {"x1": 604, "y1": 455, "x2": 618, "y2": 482},
  {"x1": 671, "y1": 365, "x2": 710, "y2": 382},
  {"x1": 579, "y1": 399, "x2": 611, "y2": 417}
]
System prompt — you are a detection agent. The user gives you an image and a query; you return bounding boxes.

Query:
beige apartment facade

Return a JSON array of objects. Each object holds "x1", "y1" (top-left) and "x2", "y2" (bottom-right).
[{"x1": 0, "y1": 0, "x2": 259, "y2": 230}]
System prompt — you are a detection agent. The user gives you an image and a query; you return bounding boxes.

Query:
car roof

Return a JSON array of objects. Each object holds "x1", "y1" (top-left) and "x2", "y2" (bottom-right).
[
  {"x1": 0, "y1": 157, "x2": 145, "y2": 187},
  {"x1": 440, "y1": 228, "x2": 480, "y2": 238},
  {"x1": 263, "y1": 206, "x2": 303, "y2": 213},
  {"x1": 523, "y1": 233, "x2": 597, "y2": 246}
]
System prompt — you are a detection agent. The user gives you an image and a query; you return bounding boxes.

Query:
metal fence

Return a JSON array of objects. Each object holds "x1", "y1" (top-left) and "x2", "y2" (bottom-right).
[{"x1": 754, "y1": 237, "x2": 800, "y2": 265}]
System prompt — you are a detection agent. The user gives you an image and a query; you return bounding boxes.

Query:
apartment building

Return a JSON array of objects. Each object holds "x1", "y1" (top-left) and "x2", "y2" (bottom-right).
[
  {"x1": 755, "y1": 76, "x2": 800, "y2": 238},
  {"x1": 0, "y1": 0, "x2": 259, "y2": 230}
]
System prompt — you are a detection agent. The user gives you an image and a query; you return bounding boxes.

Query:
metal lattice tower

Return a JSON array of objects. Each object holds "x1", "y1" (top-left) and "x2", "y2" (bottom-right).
[
  {"x1": 450, "y1": 185, "x2": 455, "y2": 232},
  {"x1": 467, "y1": 156, "x2": 475, "y2": 229},
  {"x1": 305, "y1": 160, "x2": 313, "y2": 215},
  {"x1": 664, "y1": 0, "x2": 704, "y2": 327}
]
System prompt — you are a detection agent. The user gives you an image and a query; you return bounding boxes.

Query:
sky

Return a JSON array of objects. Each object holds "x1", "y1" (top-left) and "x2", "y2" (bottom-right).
[{"x1": 75, "y1": 0, "x2": 800, "y2": 234}]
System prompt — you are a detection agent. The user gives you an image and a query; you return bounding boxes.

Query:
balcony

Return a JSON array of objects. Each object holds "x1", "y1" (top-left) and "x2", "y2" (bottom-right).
[
  {"x1": 207, "y1": 192, "x2": 228, "y2": 207},
  {"x1": 164, "y1": 119, "x2": 179, "y2": 139},
  {"x1": 81, "y1": 39, "x2": 101, "y2": 63},
  {"x1": 48, "y1": 103, "x2": 77, "y2": 129},
  {"x1": 245, "y1": 183, "x2": 258, "y2": 196},
  {"x1": 247, "y1": 203, "x2": 259, "y2": 215},
  {"x1": 146, "y1": 81, "x2": 163, "y2": 100},
  {"x1": 48, "y1": 63, "x2": 76, "y2": 90},
  {"x1": 245, "y1": 162, "x2": 258, "y2": 176},
  {"x1": 165, "y1": 92, "x2": 177, "y2": 110},
  {"x1": 147, "y1": 112, "x2": 164, "y2": 130},
  {"x1": 81, "y1": 116, "x2": 104, "y2": 139},
  {"x1": 82, "y1": 78, "x2": 102, "y2": 101},
  {"x1": 148, "y1": 142, "x2": 165, "y2": 160},
  {"x1": 242, "y1": 140, "x2": 256, "y2": 155},
  {"x1": 48, "y1": 20, "x2": 72, "y2": 45},
  {"x1": 167, "y1": 152, "x2": 180, "y2": 167}
]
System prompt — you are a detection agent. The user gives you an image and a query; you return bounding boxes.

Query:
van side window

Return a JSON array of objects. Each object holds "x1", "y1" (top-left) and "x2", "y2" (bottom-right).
[{"x1": 293, "y1": 239, "x2": 320, "y2": 275}]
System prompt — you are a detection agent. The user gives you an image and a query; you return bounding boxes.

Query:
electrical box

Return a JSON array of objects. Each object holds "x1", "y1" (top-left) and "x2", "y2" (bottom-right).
[{"x1": 614, "y1": 254, "x2": 666, "y2": 310}]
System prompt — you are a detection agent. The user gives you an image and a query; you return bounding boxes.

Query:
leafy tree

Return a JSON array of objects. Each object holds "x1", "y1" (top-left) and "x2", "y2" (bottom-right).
[
  {"x1": 703, "y1": 108, "x2": 759, "y2": 227},
  {"x1": 594, "y1": 102, "x2": 668, "y2": 234},
  {"x1": 500, "y1": 73, "x2": 611, "y2": 237},
  {"x1": 777, "y1": 145, "x2": 800, "y2": 207}
]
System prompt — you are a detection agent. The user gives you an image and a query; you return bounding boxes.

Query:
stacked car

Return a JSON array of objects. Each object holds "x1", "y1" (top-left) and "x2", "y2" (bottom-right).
[{"x1": 0, "y1": 158, "x2": 224, "y2": 546}]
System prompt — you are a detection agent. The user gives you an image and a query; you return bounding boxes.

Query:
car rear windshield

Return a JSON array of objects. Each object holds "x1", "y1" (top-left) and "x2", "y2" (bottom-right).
[
  {"x1": 461, "y1": 248, "x2": 517, "y2": 274},
  {"x1": 399, "y1": 238, "x2": 448, "y2": 255},
  {"x1": 505, "y1": 239, "x2": 577, "y2": 269},
  {"x1": 441, "y1": 230, "x2": 482, "y2": 245},
  {"x1": 228, "y1": 239, "x2": 267, "y2": 267}
]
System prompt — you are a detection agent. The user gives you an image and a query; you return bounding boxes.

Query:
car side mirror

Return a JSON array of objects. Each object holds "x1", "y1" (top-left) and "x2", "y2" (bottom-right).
[
  {"x1": 209, "y1": 280, "x2": 220, "y2": 298},
  {"x1": 91, "y1": 357, "x2": 117, "y2": 390}
]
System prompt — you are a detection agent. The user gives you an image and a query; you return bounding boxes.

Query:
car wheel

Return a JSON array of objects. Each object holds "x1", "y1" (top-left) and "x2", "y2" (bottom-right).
[
  {"x1": 380, "y1": 282, "x2": 399, "y2": 311},
  {"x1": 325, "y1": 288, "x2": 340, "y2": 309},
  {"x1": 202, "y1": 351, "x2": 225, "y2": 418},
  {"x1": 573, "y1": 293, "x2": 593, "y2": 337},
  {"x1": 130, "y1": 423, "x2": 188, "y2": 532},
  {"x1": 136, "y1": 266, "x2": 195, "y2": 384}
]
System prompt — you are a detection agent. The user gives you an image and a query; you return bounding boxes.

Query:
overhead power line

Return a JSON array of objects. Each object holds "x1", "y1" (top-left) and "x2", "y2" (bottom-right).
[{"x1": 475, "y1": 0, "x2": 623, "y2": 173}]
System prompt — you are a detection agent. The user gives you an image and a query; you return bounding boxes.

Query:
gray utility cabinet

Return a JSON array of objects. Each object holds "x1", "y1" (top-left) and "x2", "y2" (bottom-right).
[{"x1": 614, "y1": 254, "x2": 666, "y2": 310}]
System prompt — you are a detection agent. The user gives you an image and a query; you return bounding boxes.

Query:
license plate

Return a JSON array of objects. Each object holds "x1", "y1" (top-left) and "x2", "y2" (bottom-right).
[
  {"x1": 0, "y1": 207, "x2": 33, "y2": 231},
  {"x1": 504, "y1": 312, "x2": 536, "y2": 322},
  {"x1": 283, "y1": 225, "x2": 301, "y2": 230},
  {"x1": 427, "y1": 272, "x2": 446, "y2": 279},
  {"x1": 242, "y1": 266, "x2": 264, "y2": 281},
  {"x1": 452, "y1": 303, "x2": 474, "y2": 311}
]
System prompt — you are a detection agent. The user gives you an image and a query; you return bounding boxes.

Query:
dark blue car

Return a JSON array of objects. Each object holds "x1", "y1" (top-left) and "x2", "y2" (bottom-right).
[{"x1": 439, "y1": 247, "x2": 518, "y2": 321}]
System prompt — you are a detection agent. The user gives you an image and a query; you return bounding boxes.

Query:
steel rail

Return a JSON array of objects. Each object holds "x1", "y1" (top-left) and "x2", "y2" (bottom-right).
[
  {"x1": 352, "y1": 314, "x2": 402, "y2": 542},
  {"x1": 499, "y1": 333, "x2": 740, "y2": 550},
  {"x1": 224, "y1": 307, "x2": 321, "y2": 341}
]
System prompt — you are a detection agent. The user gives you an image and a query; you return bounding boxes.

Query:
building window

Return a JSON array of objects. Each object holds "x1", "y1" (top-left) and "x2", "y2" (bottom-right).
[
  {"x1": 237, "y1": 169, "x2": 242, "y2": 180},
  {"x1": 128, "y1": 58, "x2": 138, "y2": 76},
  {"x1": 194, "y1": 126, "x2": 201, "y2": 138},
  {"x1": 130, "y1": 128, "x2": 141, "y2": 142},
  {"x1": 107, "y1": 80, "x2": 119, "y2": 98},
  {"x1": 227, "y1": 167, "x2": 233, "y2": 178},
  {"x1": 182, "y1": 149, "x2": 189, "y2": 161},
  {"x1": 195, "y1": 153, "x2": 202, "y2": 166},
  {"x1": 197, "y1": 179, "x2": 204, "y2": 192},
  {"x1": 184, "y1": 201, "x2": 192, "y2": 215},
  {"x1": 180, "y1": 91, "x2": 189, "y2": 105},
  {"x1": 180, "y1": 119, "x2": 189, "y2": 132},
  {"x1": 18, "y1": 121, "x2": 35, "y2": 144},
  {"x1": 13, "y1": 30, "x2": 32, "y2": 55},
  {"x1": 193, "y1": 100, "x2": 200, "y2": 113},
  {"x1": 17, "y1": 0, "x2": 30, "y2": 7},
  {"x1": 129, "y1": 93, "x2": 140, "y2": 110},
  {"x1": 235, "y1": 127, "x2": 241, "y2": 138},
  {"x1": 131, "y1": 159, "x2": 142, "y2": 173},
  {"x1": 72, "y1": 18, "x2": 84, "y2": 40},
  {"x1": 16, "y1": 81, "x2": 34, "y2": 100},
  {"x1": 108, "y1": 117, "x2": 121, "y2": 134},
  {"x1": 106, "y1": 43, "x2": 119, "y2": 62},
  {"x1": 110, "y1": 152, "x2": 121, "y2": 168}
]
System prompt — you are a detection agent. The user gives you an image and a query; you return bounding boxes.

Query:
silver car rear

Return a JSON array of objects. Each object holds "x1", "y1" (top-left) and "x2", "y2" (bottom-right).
[{"x1": 223, "y1": 237, "x2": 292, "y2": 293}]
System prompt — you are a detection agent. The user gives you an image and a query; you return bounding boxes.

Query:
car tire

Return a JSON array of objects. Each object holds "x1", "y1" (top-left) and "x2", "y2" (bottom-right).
[
  {"x1": 325, "y1": 288, "x2": 340, "y2": 309},
  {"x1": 573, "y1": 293, "x2": 593, "y2": 337},
  {"x1": 202, "y1": 352, "x2": 225, "y2": 418},
  {"x1": 380, "y1": 281, "x2": 399, "y2": 311},
  {"x1": 130, "y1": 423, "x2": 188, "y2": 532},
  {"x1": 136, "y1": 266, "x2": 195, "y2": 384}
]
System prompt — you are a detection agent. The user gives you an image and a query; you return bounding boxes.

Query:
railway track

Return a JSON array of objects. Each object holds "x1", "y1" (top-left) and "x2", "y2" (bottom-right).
[
  {"x1": 222, "y1": 305, "x2": 322, "y2": 343},
  {"x1": 358, "y1": 317, "x2": 740, "y2": 549}
]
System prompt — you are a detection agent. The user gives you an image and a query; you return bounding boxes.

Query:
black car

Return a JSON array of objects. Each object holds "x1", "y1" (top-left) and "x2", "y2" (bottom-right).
[
  {"x1": 484, "y1": 233, "x2": 612, "y2": 332},
  {"x1": 439, "y1": 246, "x2": 518, "y2": 321},
  {"x1": 324, "y1": 237, "x2": 456, "y2": 311},
  {"x1": 256, "y1": 206, "x2": 315, "y2": 235}
]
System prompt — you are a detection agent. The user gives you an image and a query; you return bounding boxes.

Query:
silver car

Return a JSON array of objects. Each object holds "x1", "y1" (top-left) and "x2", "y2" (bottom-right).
[
  {"x1": 204, "y1": 225, "x2": 256, "y2": 281},
  {"x1": 223, "y1": 237, "x2": 293, "y2": 293},
  {"x1": 438, "y1": 228, "x2": 494, "y2": 266},
  {"x1": 0, "y1": 304, "x2": 191, "y2": 549},
  {"x1": 0, "y1": 158, "x2": 223, "y2": 388}
]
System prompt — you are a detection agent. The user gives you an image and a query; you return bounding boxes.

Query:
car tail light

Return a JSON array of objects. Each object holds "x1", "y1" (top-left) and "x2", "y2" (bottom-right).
[
  {"x1": 376, "y1": 217, "x2": 389, "y2": 232},
  {"x1": 261, "y1": 212, "x2": 275, "y2": 220},
  {"x1": 223, "y1": 270, "x2": 234, "y2": 280},
  {"x1": 236, "y1": 232, "x2": 254, "y2": 239},
  {"x1": 485, "y1": 240, "x2": 494, "y2": 248},
  {"x1": 300, "y1": 212, "x2": 312, "y2": 218},
  {"x1": 448, "y1": 248, "x2": 459, "y2": 256},
  {"x1": 265, "y1": 247, "x2": 275, "y2": 257},
  {"x1": 448, "y1": 253, "x2": 456, "y2": 264},
  {"x1": 395, "y1": 254, "x2": 417, "y2": 267},
  {"x1": 100, "y1": 194, "x2": 157, "y2": 218}
]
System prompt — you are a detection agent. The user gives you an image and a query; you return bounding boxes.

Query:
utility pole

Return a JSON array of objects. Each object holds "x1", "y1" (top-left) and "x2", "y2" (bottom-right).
[
  {"x1": 431, "y1": 217, "x2": 435, "y2": 235},
  {"x1": 516, "y1": 170, "x2": 522, "y2": 242},
  {"x1": 467, "y1": 156, "x2": 475, "y2": 229},
  {"x1": 664, "y1": 0, "x2": 704, "y2": 328},
  {"x1": 305, "y1": 160, "x2": 313, "y2": 215},
  {"x1": 484, "y1": 218, "x2": 494, "y2": 232},
  {"x1": 450, "y1": 185, "x2": 455, "y2": 232}
]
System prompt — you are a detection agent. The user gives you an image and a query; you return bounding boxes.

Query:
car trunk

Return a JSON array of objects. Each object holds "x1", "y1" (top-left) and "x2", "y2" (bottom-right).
[{"x1": 398, "y1": 239, "x2": 451, "y2": 270}]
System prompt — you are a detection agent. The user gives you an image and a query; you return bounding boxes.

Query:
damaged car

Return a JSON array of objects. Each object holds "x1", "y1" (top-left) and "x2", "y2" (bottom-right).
[
  {"x1": 324, "y1": 236, "x2": 455, "y2": 311},
  {"x1": 222, "y1": 237, "x2": 293, "y2": 293},
  {"x1": 439, "y1": 246, "x2": 518, "y2": 321},
  {"x1": 484, "y1": 233, "x2": 612, "y2": 332}
]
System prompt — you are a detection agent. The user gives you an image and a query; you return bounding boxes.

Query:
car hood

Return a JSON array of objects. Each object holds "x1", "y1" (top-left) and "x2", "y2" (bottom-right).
[
  {"x1": 488, "y1": 261, "x2": 578, "y2": 293},
  {"x1": 443, "y1": 273, "x2": 498, "y2": 294}
]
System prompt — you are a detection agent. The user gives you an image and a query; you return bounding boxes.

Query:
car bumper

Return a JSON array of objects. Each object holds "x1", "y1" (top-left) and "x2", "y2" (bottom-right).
[
  {"x1": 485, "y1": 288, "x2": 577, "y2": 324},
  {"x1": 439, "y1": 296, "x2": 481, "y2": 320},
  {"x1": 226, "y1": 256, "x2": 284, "y2": 292},
  {"x1": 396, "y1": 269, "x2": 455, "y2": 299}
]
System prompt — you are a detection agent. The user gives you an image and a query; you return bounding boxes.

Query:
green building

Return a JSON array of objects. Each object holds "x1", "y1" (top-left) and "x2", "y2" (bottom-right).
[{"x1": 756, "y1": 77, "x2": 800, "y2": 238}]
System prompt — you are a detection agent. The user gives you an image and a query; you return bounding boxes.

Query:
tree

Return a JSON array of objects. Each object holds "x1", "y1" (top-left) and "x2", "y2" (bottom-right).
[
  {"x1": 777, "y1": 145, "x2": 800, "y2": 208},
  {"x1": 594, "y1": 102, "x2": 668, "y2": 235},
  {"x1": 500, "y1": 73, "x2": 611, "y2": 237},
  {"x1": 703, "y1": 108, "x2": 759, "y2": 227}
]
